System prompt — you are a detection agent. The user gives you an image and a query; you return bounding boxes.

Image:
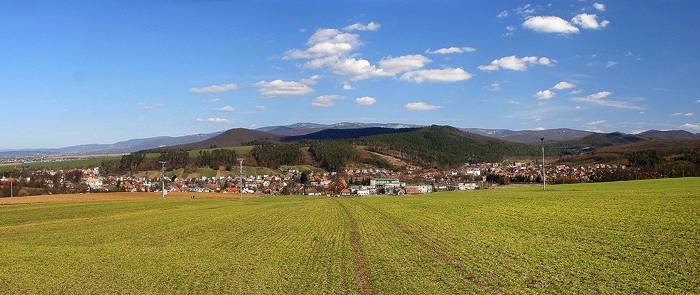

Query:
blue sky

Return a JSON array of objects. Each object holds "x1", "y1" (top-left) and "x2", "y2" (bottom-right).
[{"x1": 1, "y1": 0, "x2": 699, "y2": 149}]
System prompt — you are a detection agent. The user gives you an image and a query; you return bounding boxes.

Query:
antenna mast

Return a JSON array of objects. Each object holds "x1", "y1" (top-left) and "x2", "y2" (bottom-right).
[
  {"x1": 159, "y1": 161, "x2": 167, "y2": 198},
  {"x1": 238, "y1": 158, "x2": 244, "y2": 201}
]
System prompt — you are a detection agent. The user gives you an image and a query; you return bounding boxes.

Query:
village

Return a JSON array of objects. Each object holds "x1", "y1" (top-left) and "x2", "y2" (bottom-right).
[{"x1": 0, "y1": 161, "x2": 633, "y2": 198}]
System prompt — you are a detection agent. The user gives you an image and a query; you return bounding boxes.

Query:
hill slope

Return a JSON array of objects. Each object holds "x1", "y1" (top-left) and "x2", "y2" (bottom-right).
[
  {"x1": 353, "y1": 125, "x2": 542, "y2": 166},
  {"x1": 283, "y1": 127, "x2": 419, "y2": 142},
  {"x1": 163, "y1": 129, "x2": 280, "y2": 150}
]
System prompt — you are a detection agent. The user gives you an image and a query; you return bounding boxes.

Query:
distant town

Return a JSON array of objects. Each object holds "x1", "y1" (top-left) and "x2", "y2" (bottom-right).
[{"x1": 1, "y1": 161, "x2": 653, "y2": 198}]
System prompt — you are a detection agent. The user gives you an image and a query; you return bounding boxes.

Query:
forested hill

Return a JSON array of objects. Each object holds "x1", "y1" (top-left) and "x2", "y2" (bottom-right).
[
  {"x1": 282, "y1": 127, "x2": 419, "y2": 142},
  {"x1": 350, "y1": 125, "x2": 543, "y2": 166}
]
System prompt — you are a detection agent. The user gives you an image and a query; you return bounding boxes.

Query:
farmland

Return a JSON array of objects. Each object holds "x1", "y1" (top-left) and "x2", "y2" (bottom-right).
[{"x1": 0, "y1": 178, "x2": 698, "y2": 293}]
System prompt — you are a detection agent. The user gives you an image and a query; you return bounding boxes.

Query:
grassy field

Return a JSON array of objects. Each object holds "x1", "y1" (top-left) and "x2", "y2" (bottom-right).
[
  {"x1": 0, "y1": 156, "x2": 119, "y2": 172},
  {"x1": 0, "y1": 178, "x2": 698, "y2": 293}
]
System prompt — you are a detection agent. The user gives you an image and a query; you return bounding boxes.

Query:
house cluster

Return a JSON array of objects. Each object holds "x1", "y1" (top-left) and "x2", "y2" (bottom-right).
[{"x1": 2, "y1": 161, "x2": 637, "y2": 197}]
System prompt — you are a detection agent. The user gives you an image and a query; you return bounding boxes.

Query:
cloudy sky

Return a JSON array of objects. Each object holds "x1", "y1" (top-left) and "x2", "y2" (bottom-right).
[{"x1": 1, "y1": 0, "x2": 699, "y2": 148}]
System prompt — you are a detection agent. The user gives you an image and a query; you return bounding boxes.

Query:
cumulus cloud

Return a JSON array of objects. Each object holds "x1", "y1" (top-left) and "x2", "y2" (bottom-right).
[
  {"x1": 301, "y1": 75, "x2": 321, "y2": 85},
  {"x1": 216, "y1": 105, "x2": 235, "y2": 112},
  {"x1": 285, "y1": 28, "x2": 360, "y2": 59},
  {"x1": 425, "y1": 47, "x2": 476, "y2": 55},
  {"x1": 404, "y1": 102, "x2": 442, "y2": 111},
  {"x1": 189, "y1": 83, "x2": 238, "y2": 93},
  {"x1": 208, "y1": 98, "x2": 221, "y2": 103},
  {"x1": 255, "y1": 105, "x2": 266, "y2": 111},
  {"x1": 256, "y1": 79, "x2": 314, "y2": 97},
  {"x1": 344, "y1": 22, "x2": 381, "y2": 32},
  {"x1": 681, "y1": 123, "x2": 700, "y2": 131},
  {"x1": 379, "y1": 54, "x2": 431, "y2": 74},
  {"x1": 195, "y1": 117, "x2": 230, "y2": 124},
  {"x1": 400, "y1": 68, "x2": 472, "y2": 83},
  {"x1": 497, "y1": 10, "x2": 509, "y2": 18},
  {"x1": 355, "y1": 96, "x2": 377, "y2": 106},
  {"x1": 341, "y1": 82, "x2": 354, "y2": 90},
  {"x1": 572, "y1": 13, "x2": 610, "y2": 30},
  {"x1": 522, "y1": 16, "x2": 579, "y2": 34},
  {"x1": 593, "y1": 2, "x2": 606, "y2": 11},
  {"x1": 330, "y1": 57, "x2": 391, "y2": 80},
  {"x1": 534, "y1": 89, "x2": 555, "y2": 100},
  {"x1": 572, "y1": 91, "x2": 644, "y2": 110},
  {"x1": 552, "y1": 81, "x2": 576, "y2": 90},
  {"x1": 478, "y1": 55, "x2": 554, "y2": 71},
  {"x1": 311, "y1": 95, "x2": 342, "y2": 107}
]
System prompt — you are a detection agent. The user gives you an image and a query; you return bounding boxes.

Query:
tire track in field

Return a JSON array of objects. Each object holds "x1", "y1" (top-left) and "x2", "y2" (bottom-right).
[
  {"x1": 335, "y1": 200, "x2": 374, "y2": 295},
  {"x1": 351, "y1": 199, "x2": 503, "y2": 294}
]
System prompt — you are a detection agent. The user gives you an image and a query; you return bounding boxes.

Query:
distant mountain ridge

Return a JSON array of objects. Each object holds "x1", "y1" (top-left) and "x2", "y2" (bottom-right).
[
  {"x1": 461, "y1": 128, "x2": 594, "y2": 144},
  {"x1": 0, "y1": 132, "x2": 221, "y2": 157},
  {"x1": 259, "y1": 122, "x2": 422, "y2": 136},
  {"x1": 4, "y1": 122, "x2": 699, "y2": 158}
]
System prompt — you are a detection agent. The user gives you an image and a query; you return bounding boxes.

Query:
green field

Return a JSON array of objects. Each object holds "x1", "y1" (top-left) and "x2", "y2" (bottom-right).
[
  {"x1": 0, "y1": 178, "x2": 698, "y2": 293},
  {"x1": 0, "y1": 156, "x2": 119, "y2": 172}
]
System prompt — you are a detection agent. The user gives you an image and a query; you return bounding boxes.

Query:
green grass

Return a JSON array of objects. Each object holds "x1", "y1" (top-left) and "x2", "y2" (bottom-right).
[
  {"x1": 0, "y1": 156, "x2": 119, "y2": 172},
  {"x1": 1, "y1": 178, "x2": 698, "y2": 293}
]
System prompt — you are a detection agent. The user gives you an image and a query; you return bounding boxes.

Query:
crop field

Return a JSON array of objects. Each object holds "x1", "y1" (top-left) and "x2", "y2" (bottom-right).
[{"x1": 0, "y1": 178, "x2": 698, "y2": 293}]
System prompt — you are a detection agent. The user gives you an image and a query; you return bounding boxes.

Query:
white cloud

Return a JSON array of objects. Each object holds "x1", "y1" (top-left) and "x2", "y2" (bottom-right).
[
  {"x1": 681, "y1": 123, "x2": 700, "y2": 131},
  {"x1": 593, "y1": 2, "x2": 606, "y2": 11},
  {"x1": 189, "y1": 83, "x2": 238, "y2": 93},
  {"x1": 255, "y1": 105, "x2": 266, "y2": 111},
  {"x1": 606, "y1": 61, "x2": 619, "y2": 68},
  {"x1": 552, "y1": 81, "x2": 575, "y2": 90},
  {"x1": 671, "y1": 112, "x2": 694, "y2": 117},
  {"x1": 533, "y1": 127, "x2": 545, "y2": 131},
  {"x1": 497, "y1": 10, "x2": 509, "y2": 18},
  {"x1": 216, "y1": 105, "x2": 235, "y2": 112},
  {"x1": 400, "y1": 68, "x2": 472, "y2": 83},
  {"x1": 208, "y1": 98, "x2": 221, "y2": 103},
  {"x1": 426, "y1": 47, "x2": 476, "y2": 55},
  {"x1": 571, "y1": 13, "x2": 610, "y2": 30},
  {"x1": 504, "y1": 25, "x2": 516, "y2": 36},
  {"x1": 312, "y1": 95, "x2": 342, "y2": 107},
  {"x1": 696, "y1": 98, "x2": 700, "y2": 103},
  {"x1": 341, "y1": 82, "x2": 354, "y2": 90},
  {"x1": 330, "y1": 57, "x2": 391, "y2": 80},
  {"x1": 478, "y1": 55, "x2": 554, "y2": 71},
  {"x1": 572, "y1": 91, "x2": 644, "y2": 110},
  {"x1": 404, "y1": 102, "x2": 442, "y2": 111},
  {"x1": 586, "y1": 120, "x2": 606, "y2": 126},
  {"x1": 355, "y1": 96, "x2": 377, "y2": 106},
  {"x1": 344, "y1": 22, "x2": 381, "y2": 32},
  {"x1": 515, "y1": 4, "x2": 536, "y2": 16},
  {"x1": 488, "y1": 81, "x2": 501, "y2": 92},
  {"x1": 379, "y1": 54, "x2": 431, "y2": 74},
  {"x1": 195, "y1": 117, "x2": 230, "y2": 124},
  {"x1": 534, "y1": 89, "x2": 555, "y2": 100},
  {"x1": 285, "y1": 28, "x2": 360, "y2": 59},
  {"x1": 522, "y1": 16, "x2": 579, "y2": 34},
  {"x1": 256, "y1": 79, "x2": 314, "y2": 97},
  {"x1": 301, "y1": 75, "x2": 321, "y2": 85}
]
